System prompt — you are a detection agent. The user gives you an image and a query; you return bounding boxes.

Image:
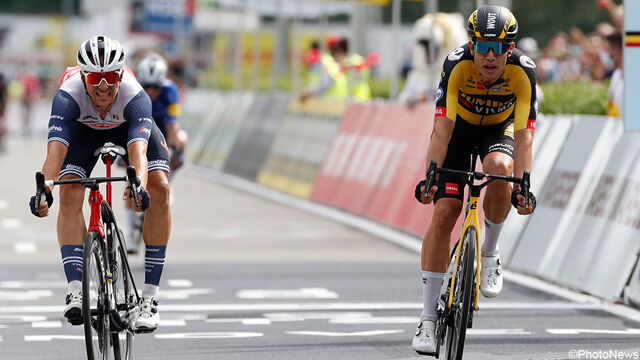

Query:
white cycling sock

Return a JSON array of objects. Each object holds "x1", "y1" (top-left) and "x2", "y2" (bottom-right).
[
  {"x1": 420, "y1": 271, "x2": 444, "y2": 322},
  {"x1": 142, "y1": 284, "x2": 159, "y2": 299},
  {"x1": 68, "y1": 280, "x2": 82, "y2": 293},
  {"x1": 481, "y1": 218, "x2": 504, "y2": 256}
]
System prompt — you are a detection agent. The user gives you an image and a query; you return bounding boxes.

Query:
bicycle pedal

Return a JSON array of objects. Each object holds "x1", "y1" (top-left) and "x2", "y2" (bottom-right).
[{"x1": 134, "y1": 326, "x2": 156, "y2": 334}]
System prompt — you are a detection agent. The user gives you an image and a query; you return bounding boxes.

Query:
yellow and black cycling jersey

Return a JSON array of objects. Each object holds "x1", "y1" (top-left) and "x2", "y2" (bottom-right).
[{"x1": 435, "y1": 43, "x2": 538, "y2": 131}]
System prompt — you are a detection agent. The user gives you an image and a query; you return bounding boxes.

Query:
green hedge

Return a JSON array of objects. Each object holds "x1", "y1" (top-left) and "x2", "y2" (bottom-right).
[{"x1": 538, "y1": 81, "x2": 608, "y2": 115}]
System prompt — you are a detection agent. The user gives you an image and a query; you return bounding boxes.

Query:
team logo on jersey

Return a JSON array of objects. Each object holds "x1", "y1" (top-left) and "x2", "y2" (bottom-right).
[
  {"x1": 48, "y1": 125, "x2": 63, "y2": 133},
  {"x1": 534, "y1": 100, "x2": 539, "y2": 115},
  {"x1": 112, "y1": 114, "x2": 120, "y2": 121},
  {"x1": 519, "y1": 55, "x2": 536, "y2": 69},
  {"x1": 492, "y1": 85, "x2": 501, "y2": 92},
  {"x1": 448, "y1": 47, "x2": 465, "y2": 61},
  {"x1": 138, "y1": 126, "x2": 151, "y2": 137},
  {"x1": 436, "y1": 88, "x2": 444, "y2": 102}
]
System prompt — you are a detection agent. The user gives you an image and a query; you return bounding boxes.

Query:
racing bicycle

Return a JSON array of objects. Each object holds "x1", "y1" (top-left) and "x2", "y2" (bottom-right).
[
  {"x1": 425, "y1": 149, "x2": 531, "y2": 360},
  {"x1": 35, "y1": 143, "x2": 147, "y2": 360}
]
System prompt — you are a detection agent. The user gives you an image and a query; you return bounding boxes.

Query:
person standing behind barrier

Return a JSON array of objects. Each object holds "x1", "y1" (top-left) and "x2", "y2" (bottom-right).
[
  {"x1": 339, "y1": 38, "x2": 372, "y2": 101},
  {"x1": 303, "y1": 40, "x2": 323, "y2": 89},
  {"x1": 605, "y1": 31, "x2": 622, "y2": 117},
  {"x1": 299, "y1": 36, "x2": 348, "y2": 103},
  {"x1": 412, "y1": 5, "x2": 537, "y2": 354}
]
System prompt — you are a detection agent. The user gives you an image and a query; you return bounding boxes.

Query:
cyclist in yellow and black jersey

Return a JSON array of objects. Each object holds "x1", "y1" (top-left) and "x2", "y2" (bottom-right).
[
  {"x1": 435, "y1": 42, "x2": 537, "y2": 131},
  {"x1": 412, "y1": 5, "x2": 538, "y2": 356}
]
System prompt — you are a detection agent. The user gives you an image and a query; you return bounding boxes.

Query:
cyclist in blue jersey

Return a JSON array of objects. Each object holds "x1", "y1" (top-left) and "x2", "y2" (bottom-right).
[
  {"x1": 29, "y1": 36, "x2": 170, "y2": 332},
  {"x1": 124, "y1": 53, "x2": 188, "y2": 254}
]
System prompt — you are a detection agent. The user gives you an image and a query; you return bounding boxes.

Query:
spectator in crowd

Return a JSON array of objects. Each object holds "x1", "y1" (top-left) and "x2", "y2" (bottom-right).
[
  {"x1": 18, "y1": 64, "x2": 42, "y2": 136},
  {"x1": 598, "y1": 0, "x2": 623, "y2": 30},
  {"x1": 605, "y1": 31, "x2": 622, "y2": 117},
  {"x1": 302, "y1": 40, "x2": 322, "y2": 89}
]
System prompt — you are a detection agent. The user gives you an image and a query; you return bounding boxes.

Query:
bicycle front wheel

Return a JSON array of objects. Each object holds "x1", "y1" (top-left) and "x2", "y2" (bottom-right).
[
  {"x1": 111, "y1": 226, "x2": 134, "y2": 360},
  {"x1": 83, "y1": 231, "x2": 111, "y2": 360},
  {"x1": 445, "y1": 226, "x2": 476, "y2": 360}
]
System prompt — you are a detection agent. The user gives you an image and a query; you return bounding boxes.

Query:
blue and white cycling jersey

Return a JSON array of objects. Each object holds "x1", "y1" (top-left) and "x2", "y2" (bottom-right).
[{"x1": 151, "y1": 79, "x2": 181, "y2": 139}]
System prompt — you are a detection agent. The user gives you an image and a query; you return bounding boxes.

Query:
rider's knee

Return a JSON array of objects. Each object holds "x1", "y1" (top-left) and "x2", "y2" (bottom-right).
[
  {"x1": 147, "y1": 171, "x2": 170, "y2": 207},
  {"x1": 59, "y1": 184, "x2": 84, "y2": 212},
  {"x1": 432, "y1": 200, "x2": 463, "y2": 229},
  {"x1": 483, "y1": 156, "x2": 513, "y2": 176}
]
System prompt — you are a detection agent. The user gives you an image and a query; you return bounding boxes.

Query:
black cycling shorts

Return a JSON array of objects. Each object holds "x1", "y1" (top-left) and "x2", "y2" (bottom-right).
[
  {"x1": 58, "y1": 121, "x2": 170, "y2": 180},
  {"x1": 433, "y1": 119, "x2": 514, "y2": 203}
]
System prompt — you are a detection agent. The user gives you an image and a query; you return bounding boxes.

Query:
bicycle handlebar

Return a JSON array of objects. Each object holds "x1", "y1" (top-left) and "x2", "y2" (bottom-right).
[
  {"x1": 34, "y1": 166, "x2": 142, "y2": 207},
  {"x1": 425, "y1": 161, "x2": 532, "y2": 207}
]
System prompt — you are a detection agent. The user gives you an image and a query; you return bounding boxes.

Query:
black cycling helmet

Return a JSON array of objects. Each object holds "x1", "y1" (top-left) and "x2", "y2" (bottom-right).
[{"x1": 467, "y1": 5, "x2": 518, "y2": 42}]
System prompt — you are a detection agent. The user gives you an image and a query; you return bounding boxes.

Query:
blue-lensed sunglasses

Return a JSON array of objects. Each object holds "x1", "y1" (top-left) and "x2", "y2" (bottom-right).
[{"x1": 474, "y1": 41, "x2": 509, "y2": 55}]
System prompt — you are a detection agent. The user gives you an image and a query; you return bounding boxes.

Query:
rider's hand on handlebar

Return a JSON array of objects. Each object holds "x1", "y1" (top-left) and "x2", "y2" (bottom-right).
[
  {"x1": 511, "y1": 190, "x2": 536, "y2": 215},
  {"x1": 29, "y1": 184, "x2": 54, "y2": 218},
  {"x1": 123, "y1": 186, "x2": 150, "y2": 212},
  {"x1": 415, "y1": 180, "x2": 438, "y2": 205}
]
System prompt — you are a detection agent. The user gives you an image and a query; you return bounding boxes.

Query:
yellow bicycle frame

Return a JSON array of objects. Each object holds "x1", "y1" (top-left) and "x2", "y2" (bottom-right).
[{"x1": 447, "y1": 194, "x2": 482, "y2": 312}]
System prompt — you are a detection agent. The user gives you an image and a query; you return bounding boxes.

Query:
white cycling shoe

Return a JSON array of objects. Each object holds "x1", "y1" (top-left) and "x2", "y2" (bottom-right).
[
  {"x1": 64, "y1": 291, "x2": 83, "y2": 325},
  {"x1": 135, "y1": 297, "x2": 159, "y2": 332},
  {"x1": 480, "y1": 253, "x2": 503, "y2": 298},
  {"x1": 412, "y1": 319, "x2": 437, "y2": 355}
]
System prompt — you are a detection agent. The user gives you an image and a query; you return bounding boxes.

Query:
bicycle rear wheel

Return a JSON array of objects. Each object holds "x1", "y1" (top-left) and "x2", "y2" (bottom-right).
[
  {"x1": 110, "y1": 225, "x2": 134, "y2": 360},
  {"x1": 445, "y1": 226, "x2": 476, "y2": 360},
  {"x1": 82, "y1": 231, "x2": 111, "y2": 360}
]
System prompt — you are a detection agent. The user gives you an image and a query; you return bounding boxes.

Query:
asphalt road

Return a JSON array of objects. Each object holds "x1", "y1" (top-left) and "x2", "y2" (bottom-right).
[{"x1": 1, "y1": 134, "x2": 640, "y2": 360}]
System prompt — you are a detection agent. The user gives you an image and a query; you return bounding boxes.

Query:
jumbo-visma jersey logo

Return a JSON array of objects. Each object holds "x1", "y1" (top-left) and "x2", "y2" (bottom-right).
[{"x1": 458, "y1": 92, "x2": 516, "y2": 115}]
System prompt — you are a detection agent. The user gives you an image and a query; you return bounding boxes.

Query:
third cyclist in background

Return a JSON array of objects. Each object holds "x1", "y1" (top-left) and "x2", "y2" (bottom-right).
[
  {"x1": 412, "y1": 5, "x2": 538, "y2": 355},
  {"x1": 126, "y1": 53, "x2": 188, "y2": 254}
]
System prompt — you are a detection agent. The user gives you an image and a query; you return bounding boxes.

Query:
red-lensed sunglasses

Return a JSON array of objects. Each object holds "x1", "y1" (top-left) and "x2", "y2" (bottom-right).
[{"x1": 82, "y1": 70, "x2": 122, "y2": 86}]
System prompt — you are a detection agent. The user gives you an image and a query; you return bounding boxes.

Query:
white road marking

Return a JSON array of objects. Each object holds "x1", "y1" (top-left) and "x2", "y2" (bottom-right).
[
  {"x1": 265, "y1": 312, "x2": 371, "y2": 321},
  {"x1": 167, "y1": 279, "x2": 193, "y2": 288},
  {"x1": 241, "y1": 319, "x2": 271, "y2": 325},
  {"x1": 330, "y1": 316, "x2": 417, "y2": 324},
  {"x1": 161, "y1": 289, "x2": 213, "y2": 300},
  {"x1": 0, "y1": 324, "x2": 6, "y2": 329},
  {"x1": 1, "y1": 218, "x2": 22, "y2": 229},
  {"x1": 0, "y1": 315, "x2": 47, "y2": 323},
  {"x1": 13, "y1": 242, "x2": 37, "y2": 254},
  {"x1": 0, "y1": 281, "x2": 66, "y2": 289},
  {"x1": 467, "y1": 329, "x2": 532, "y2": 336},
  {"x1": 546, "y1": 328, "x2": 640, "y2": 335},
  {"x1": 236, "y1": 288, "x2": 339, "y2": 300},
  {"x1": 32, "y1": 321, "x2": 62, "y2": 328},
  {"x1": 205, "y1": 317, "x2": 276, "y2": 325},
  {"x1": 155, "y1": 332, "x2": 264, "y2": 340},
  {"x1": 0, "y1": 301, "x2": 608, "y2": 314},
  {"x1": 25, "y1": 335, "x2": 84, "y2": 342},
  {"x1": 0, "y1": 290, "x2": 53, "y2": 301},
  {"x1": 287, "y1": 330, "x2": 404, "y2": 337},
  {"x1": 0, "y1": 199, "x2": 8, "y2": 210},
  {"x1": 160, "y1": 319, "x2": 187, "y2": 327}
]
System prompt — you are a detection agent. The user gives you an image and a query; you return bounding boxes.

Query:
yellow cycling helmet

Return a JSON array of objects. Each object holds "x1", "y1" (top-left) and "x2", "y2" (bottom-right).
[{"x1": 467, "y1": 5, "x2": 518, "y2": 42}]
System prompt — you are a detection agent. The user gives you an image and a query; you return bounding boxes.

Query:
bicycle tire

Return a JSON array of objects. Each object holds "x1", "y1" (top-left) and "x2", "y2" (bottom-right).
[
  {"x1": 82, "y1": 231, "x2": 111, "y2": 360},
  {"x1": 445, "y1": 226, "x2": 476, "y2": 360},
  {"x1": 110, "y1": 225, "x2": 134, "y2": 360}
]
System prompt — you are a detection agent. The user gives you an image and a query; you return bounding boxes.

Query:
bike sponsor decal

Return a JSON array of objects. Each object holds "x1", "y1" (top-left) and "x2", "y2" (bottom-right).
[
  {"x1": 435, "y1": 107, "x2": 446, "y2": 117},
  {"x1": 445, "y1": 182, "x2": 459, "y2": 195}
]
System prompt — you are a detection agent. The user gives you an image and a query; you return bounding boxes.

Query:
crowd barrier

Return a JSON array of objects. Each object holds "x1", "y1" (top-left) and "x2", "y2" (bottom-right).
[{"x1": 182, "y1": 89, "x2": 640, "y2": 307}]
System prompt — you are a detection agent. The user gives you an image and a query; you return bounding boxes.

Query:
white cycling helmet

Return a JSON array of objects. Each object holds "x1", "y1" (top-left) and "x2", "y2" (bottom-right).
[
  {"x1": 77, "y1": 35, "x2": 125, "y2": 73},
  {"x1": 137, "y1": 54, "x2": 168, "y2": 86}
]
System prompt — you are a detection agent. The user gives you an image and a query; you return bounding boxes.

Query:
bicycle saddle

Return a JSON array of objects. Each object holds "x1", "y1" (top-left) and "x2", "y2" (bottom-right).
[{"x1": 94, "y1": 142, "x2": 126, "y2": 157}]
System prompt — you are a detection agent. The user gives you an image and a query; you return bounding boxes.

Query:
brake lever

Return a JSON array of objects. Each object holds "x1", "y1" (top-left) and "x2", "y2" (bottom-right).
[
  {"x1": 522, "y1": 170, "x2": 531, "y2": 210},
  {"x1": 126, "y1": 166, "x2": 141, "y2": 208},
  {"x1": 35, "y1": 172, "x2": 45, "y2": 206},
  {"x1": 426, "y1": 160, "x2": 438, "y2": 191}
]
